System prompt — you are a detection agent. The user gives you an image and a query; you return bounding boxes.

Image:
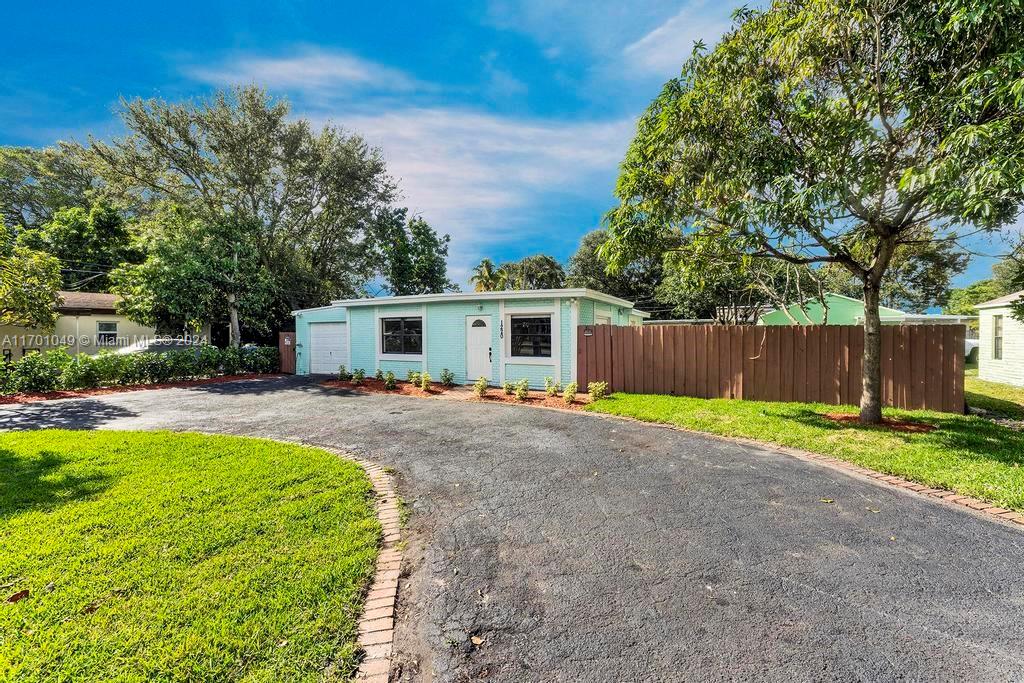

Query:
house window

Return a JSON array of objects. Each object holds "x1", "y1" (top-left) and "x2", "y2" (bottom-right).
[
  {"x1": 381, "y1": 317, "x2": 422, "y2": 355},
  {"x1": 510, "y1": 315, "x2": 551, "y2": 358},
  {"x1": 97, "y1": 321, "x2": 119, "y2": 347},
  {"x1": 993, "y1": 315, "x2": 1003, "y2": 360}
]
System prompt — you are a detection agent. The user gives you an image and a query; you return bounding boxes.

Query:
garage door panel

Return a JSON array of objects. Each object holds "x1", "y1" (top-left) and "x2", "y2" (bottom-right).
[{"x1": 310, "y1": 322, "x2": 348, "y2": 374}]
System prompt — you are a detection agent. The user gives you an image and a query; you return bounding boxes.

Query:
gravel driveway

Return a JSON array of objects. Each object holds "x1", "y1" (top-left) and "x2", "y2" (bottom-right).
[{"x1": 2, "y1": 376, "x2": 1023, "y2": 681}]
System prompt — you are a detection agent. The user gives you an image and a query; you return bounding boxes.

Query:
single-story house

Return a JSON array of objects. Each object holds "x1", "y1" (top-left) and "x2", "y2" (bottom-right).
[
  {"x1": 759, "y1": 292, "x2": 977, "y2": 329},
  {"x1": 291, "y1": 289, "x2": 649, "y2": 387},
  {"x1": 0, "y1": 291, "x2": 157, "y2": 362},
  {"x1": 976, "y1": 290, "x2": 1024, "y2": 387}
]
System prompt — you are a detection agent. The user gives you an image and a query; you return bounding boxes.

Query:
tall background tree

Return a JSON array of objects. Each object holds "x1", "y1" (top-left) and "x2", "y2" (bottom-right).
[
  {"x1": 90, "y1": 86, "x2": 398, "y2": 345},
  {"x1": 566, "y1": 229, "x2": 665, "y2": 314},
  {"x1": 0, "y1": 219, "x2": 62, "y2": 329},
  {"x1": 0, "y1": 144, "x2": 96, "y2": 231},
  {"x1": 605, "y1": 0, "x2": 1024, "y2": 423},
  {"x1": 470, "y1": 258, "x2": 504, "y2": 292},
  {"x1": 380, "y1": 210, "x2": 457, "y2": 295}
]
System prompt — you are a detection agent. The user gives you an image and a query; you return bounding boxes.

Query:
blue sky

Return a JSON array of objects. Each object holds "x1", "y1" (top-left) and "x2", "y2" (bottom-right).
[{"x1": 2, "y1": 0, "x2": 1015, "y2": 289}]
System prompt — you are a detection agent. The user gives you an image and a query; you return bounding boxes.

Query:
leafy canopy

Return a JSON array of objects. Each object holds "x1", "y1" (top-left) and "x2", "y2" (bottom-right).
[{"x1": 0, "y1": 219, "x2": 62, "y2": 329}]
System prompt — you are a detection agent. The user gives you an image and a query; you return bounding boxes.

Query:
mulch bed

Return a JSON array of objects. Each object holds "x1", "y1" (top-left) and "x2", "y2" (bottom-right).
[
  {"x1": 822, "y1": 412, "x2": 936, "y2": 433},
  {"x1": 0, "y1": 374, "x2": 283, "y2": 405},
  {"x1": 321, "y1": 378, "x2": 453, "y2": 397},
  {"x1": 469, "y1": 390, "x2": 591, "y2": 411}
]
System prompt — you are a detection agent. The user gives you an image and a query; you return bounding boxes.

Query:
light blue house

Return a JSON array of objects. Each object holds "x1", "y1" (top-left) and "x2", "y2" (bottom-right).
[{"x1": 292, "y1": 289, "x2": 649, "y2": 387}]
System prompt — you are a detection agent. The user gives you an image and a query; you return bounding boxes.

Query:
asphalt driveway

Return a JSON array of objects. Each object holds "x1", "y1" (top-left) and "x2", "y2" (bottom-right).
[{"x1": 2, "y1": 376, "x2": 1023, "y2": 681}]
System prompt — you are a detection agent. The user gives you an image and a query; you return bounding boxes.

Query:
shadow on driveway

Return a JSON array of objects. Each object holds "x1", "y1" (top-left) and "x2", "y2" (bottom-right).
[{"x1": 0, "y1": 400, "x2": 139, "y2": 431}]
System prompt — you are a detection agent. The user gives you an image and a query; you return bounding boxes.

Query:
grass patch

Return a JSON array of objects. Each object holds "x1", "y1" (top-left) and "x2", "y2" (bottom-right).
[
  {"x1": 0, "y1": 430, "x2": 380, "y2": 681},
  {"x1": 586, "y1": 394, "x2": 1024, "y2": 511},
  {"x1": 965, "y1": 372, "x2": 1024, "y2": 420}
]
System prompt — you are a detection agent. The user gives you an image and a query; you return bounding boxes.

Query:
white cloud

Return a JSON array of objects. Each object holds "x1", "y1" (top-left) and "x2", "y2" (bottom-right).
[
  {"x1": 331, "y1": 108, "x2": 635, "y2": 282},
  {"x1": 186, "y1": 48, "x2": 430, "y2": 94},
  {"x1": 623, "y1": 1, "x2": 734, "y2": 75}
]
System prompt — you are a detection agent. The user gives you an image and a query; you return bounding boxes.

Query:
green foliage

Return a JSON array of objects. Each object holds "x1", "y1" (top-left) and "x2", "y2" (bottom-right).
[
  {"x1": 473, "y1": 376, "x2": 489, "y2": 397},
  {"x1": 17, "y1": 202, "x2": 142, "y2": 291},
  {"x1": 0, "y1": 430, "x2": 379, "y2": 680},
  {"x1": 566, "y1": 229, "x2": 663, "y2": 312},
  {"x1": 588, "y1": 381, "x2": 609, "y2": 401},
  {"x1": 383, "y1": 371, "x2": 397, "y2": 390},
  {"x1": 0, "y1": 143, "x2": 96, "y2": 230},
  {"x1": 352, "y1": 368, "x2": 366, "y2": 386},
  {"x1": 0, "y1": 345, "x2": 279, "y2": 395},
  {"x1": 375, "y1": 368, "x2": 384, "y2": 381},
  {"x1": 0, "y1": 219, "x2": 62, "y2": 329},
  {"x1": 470, "y1": 258, "x2": 502, "y2": 292},
  {"x1": 471, "y1": 254, "x2": 565, "y2": 291},
  {"x1": 562, "y1": 382, "x2": 577, "y2": 405},
  {"x1": 419, "y1": 372, "x2": 431, "y2": 391},
  {"x1": 381, "y1": 210, "x2": 457, "y2": 295},
  {"x1": 514, "y1": 378, "x2": 530, "y2": 401},
  {"x1": 407, "y1": 370, "x2": 421, "y2": 385},
  {"x1": 440, "y1": 368, "x2": 455, "y2": 386},
  {"x1": 338, "y1": 365, "x2": 352, "y2": 381},
  {"x1": 502, "y1": 380, "x2": 515, "y2": 396},
  {"x1": 544, "y1": 376, "x2": 561, "y2": 397}
]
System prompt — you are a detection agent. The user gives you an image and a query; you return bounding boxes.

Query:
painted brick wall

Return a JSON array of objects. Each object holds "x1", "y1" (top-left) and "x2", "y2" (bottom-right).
[
  {"x1": 425, "y1": 301, "x2": 500, "y2": 384},
  {"x1": 560, "y1": 299, "x2": 572, "y2": 383},
  {"x1": 348, "y1": 306, "x2": 377, "y2": 372},
  {"x1": 294, "y1": 307, "x2": 347, "y2": 375},
  {"x1": 979, "y1": 307, "x2": 1024, "y2": 387}
]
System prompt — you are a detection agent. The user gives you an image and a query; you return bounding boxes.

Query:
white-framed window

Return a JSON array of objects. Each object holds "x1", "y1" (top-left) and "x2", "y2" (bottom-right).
[
  {"x1": 381, "y1": 317, "x2": 422, "y2": 355},
  {"x1": 509, "y1": 314, "x2": 552, "y2": 358},
  {"x1": 97, "y1": 321, "x2": 119, "y2": 347},
  {"x1": 993, "y1": 315, "x2": 1003, "y2": 360}
]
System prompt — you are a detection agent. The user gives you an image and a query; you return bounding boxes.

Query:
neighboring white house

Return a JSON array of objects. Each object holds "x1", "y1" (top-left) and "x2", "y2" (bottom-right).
[{"x1": 976, "y1": 290, "x2": 1024, "y2": 387}]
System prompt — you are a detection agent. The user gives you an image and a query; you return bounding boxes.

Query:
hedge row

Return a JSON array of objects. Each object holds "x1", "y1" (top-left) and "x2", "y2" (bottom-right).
[{"x1": 0, "y1": 346, "x2": 279, "y2": 395}]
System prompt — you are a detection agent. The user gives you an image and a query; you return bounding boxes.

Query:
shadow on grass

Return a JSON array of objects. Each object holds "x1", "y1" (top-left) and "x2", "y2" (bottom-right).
[
  {"x1": 0, "y1": 448, "x2": 110, "y2": 518},
  {"x1": 966, "y1": 390, "x2": 1024, "y2": 421}
]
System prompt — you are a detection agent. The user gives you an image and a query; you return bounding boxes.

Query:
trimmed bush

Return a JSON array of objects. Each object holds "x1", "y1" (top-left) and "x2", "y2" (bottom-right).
[
  {"x1": 563, "y1": 382, "x2": 578, "y2": 405},
  {"x1": 352, "y1": 368, "x2": 365, "y2": 386},
  {"x1": 588, "y1": 381, "x2": 609, "y2": 401},
  {"x1": 375, "y1": 369, "x2": 384, "y2": 381},
  {"x1": 514, "y1": 378, "x2": 530, "y2": 401},
  {"x1": 440, "y1": 368, "x2": 455, "y2": 386},
  {"x1": 383, "y1": 371, "x2": 397, "y2": 390},
  {"x1": 503, "y1": 381, "x2": 514, "y2": 396},
  {"x1": 420, "y1": 372, "x2": 431, "y2": 391},
  {"x1": 544, "y1": 376, "x2": 561, "y2": 397},
  {"x1": 407, "y1": 370, "x2": 421, "y2": 385},
  {"x1": 473, "y1": 376, "x2": 488, "y2": 397}
]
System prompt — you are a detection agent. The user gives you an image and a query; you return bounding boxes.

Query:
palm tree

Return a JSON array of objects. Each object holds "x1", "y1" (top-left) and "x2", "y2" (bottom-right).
[{"x1": 470, "y1": 258, "x2": 502, "y2": 292}]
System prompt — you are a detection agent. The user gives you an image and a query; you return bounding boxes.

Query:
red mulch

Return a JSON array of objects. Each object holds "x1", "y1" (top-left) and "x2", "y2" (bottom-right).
[
  {"x1": 321, "y1": 378, "x2": 453, "y2": 397},
  {"x1": 822, "y1": 412, "x2": 936, "y2": 433},
  {"x1": 0, "y1": 374, "x2": 283, "y2": 405},
  {"x1": 469, "y1": 390, "x2": 591, "y2": 411}
]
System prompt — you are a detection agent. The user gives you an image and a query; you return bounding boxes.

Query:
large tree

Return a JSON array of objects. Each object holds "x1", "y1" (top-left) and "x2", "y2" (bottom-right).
[
  {"x1": 0, "y1": 219, "x2": 62, "y2": 329},
  {"x1": 605, "y1": 0, "x2": 1024, "y2": 423},
  {"x1": 90, "y1": 86, "x2": 397, "y2": 345},
  {"x1": 16, "y1": 202, "x2": 142, "y2": 291},
  {"x1": 470, "y1": 258, "x2": 504, "y2": 292},
  {"x1": 380, "y1": 210, "x2": 457, "y2": 295},
  {"x1": 566, "y1": 229, "x2": 664, "y2": 312},
  {"x1": 499, "y1": 254, "x2": 565, "y2": 290},
  {"x1": 0, "y1": 144, "x2": 96, "y2": 231}
]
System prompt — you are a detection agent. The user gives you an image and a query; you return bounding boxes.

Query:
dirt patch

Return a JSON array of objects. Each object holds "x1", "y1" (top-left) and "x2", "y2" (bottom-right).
[
  {"x1": 0, "y1": 374, "x2": 282, "y2": 405},
  {"x1": 321, "y1": 378, "x2": 454, "y2": 398},
  {"x1": 822, "y1": 412, "x2": 936, "y2": 434}
]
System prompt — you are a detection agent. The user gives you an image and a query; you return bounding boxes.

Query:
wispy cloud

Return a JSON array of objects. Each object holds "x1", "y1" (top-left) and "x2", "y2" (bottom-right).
[
  {"x1": 623, "y1": 1, "x2": 734, "y2": 76},
  {"x1": 186, "y1": 48, "x2": 431, "y2": 94}
]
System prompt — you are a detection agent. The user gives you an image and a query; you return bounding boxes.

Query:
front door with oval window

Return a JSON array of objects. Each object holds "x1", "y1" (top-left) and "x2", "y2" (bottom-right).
[{"x1": 465, "y1": 316, "x2": 491, "y2": 382}]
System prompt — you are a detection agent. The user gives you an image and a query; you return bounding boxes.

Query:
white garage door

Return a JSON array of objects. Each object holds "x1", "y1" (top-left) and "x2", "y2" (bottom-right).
[{"x1": 309, "y1": 322, "x2": 348, "y2": 374}]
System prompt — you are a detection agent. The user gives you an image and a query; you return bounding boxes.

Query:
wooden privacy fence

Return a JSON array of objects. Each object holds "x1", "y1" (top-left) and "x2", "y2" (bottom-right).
[{"x1": 576, "y1": 324, "x2": 965, "y2": 413}]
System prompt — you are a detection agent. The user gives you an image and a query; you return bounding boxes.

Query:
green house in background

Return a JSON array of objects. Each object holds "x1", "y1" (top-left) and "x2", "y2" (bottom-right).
[{"x1": 758, "y1": 292, "x2": 976, "y2": 327}]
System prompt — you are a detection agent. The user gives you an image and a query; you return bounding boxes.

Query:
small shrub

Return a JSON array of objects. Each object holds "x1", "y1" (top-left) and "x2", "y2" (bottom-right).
[
  {"x1": 352, "y1": 368, "x2": 366, "y2": 386},
  {"x1": 194, "y1": 345, "x2": 222, "y2": 377},
  {"x1": 60, "y1": 354, "x2": 99, "y2": 390},
  {"x1": 588, "y1": 381, "x2": 609, "y2": 401},
  {"x1": 544, "y1": 377, "x2": 561, "y2": 397},
  {"x1": 440, "y1": 368, "x2": 455, "y2": 386},
  {"x1": 408, "y1": 370, "x2": 420, "y2": 385},
  {"x1": 242, "y1": 346, "x2": 278, "y2": 374},
  {"x1": 384, "y1": 371, "x2": 397, "y2": 390},
  {"x1": 503, "y1": 381, "x2": 514, "y2": 396},
  {"x1": 0, "y1": 359, "x2": 14, "y2": 395},
  {"x1": 514, "y1": 378, "x2": 530, "y2": 401},
  {"x1": 420, "y1": 372, "x2": 431, "y2": 391},
  {"x1": 338, "y1": 364, "x2": 352, "y2": 381},
  {"x1": 563, "y1": 382, "x2": 577, "y2": 405},
  {"x1": 473, "y1": 376, "x2": 488, "y2": 397},
  {"x1": 220, "y1": 347, "x2": 244, "y2": 375},
  {"x1": 11, "y1": 349, "x2": 71, "y2": 393},
  {"x1": 375, "y1": 368, "x2": 384, "y2": 381}
]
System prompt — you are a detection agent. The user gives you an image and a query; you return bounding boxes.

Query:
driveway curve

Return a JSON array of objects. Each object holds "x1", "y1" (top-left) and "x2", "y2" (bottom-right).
[{"x1": 2, "y1": 376, "x2": 1023, "y2": 681}]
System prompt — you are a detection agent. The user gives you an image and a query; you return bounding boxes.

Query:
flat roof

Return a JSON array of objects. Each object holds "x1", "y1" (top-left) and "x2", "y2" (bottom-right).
[{"x1": 326, "y1": 288, "x2": 646, "y2": 312}]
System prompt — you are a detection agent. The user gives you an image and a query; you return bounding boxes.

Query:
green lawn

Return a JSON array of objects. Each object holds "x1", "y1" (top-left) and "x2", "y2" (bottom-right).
[
  {"x1": 586, "y1": 394, "x2": 1024, "y2": 511},
  {"x1": 0, "y1": 431, "x2": 380, "y2": 681},
  {"x1": 965, "y1": 364, "x2": 1024, "y2": 420}
]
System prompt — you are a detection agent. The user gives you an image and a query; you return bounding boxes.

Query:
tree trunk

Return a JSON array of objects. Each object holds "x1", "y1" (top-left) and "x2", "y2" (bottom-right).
[
  {"x1": 860, "y1": 282, "x2": 883, "y2": 424},
  {"x1": 226, "y1": 292, "x2": 241, "y2": 349}
]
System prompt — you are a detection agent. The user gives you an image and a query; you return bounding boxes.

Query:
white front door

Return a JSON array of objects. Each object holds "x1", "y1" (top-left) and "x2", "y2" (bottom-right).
[
  {"x1": 465, "y1": 316, "x2": 491, "y2": 382},
  {"x1": 309, "y1": 322, "x2": 348, "y2": 374}
]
